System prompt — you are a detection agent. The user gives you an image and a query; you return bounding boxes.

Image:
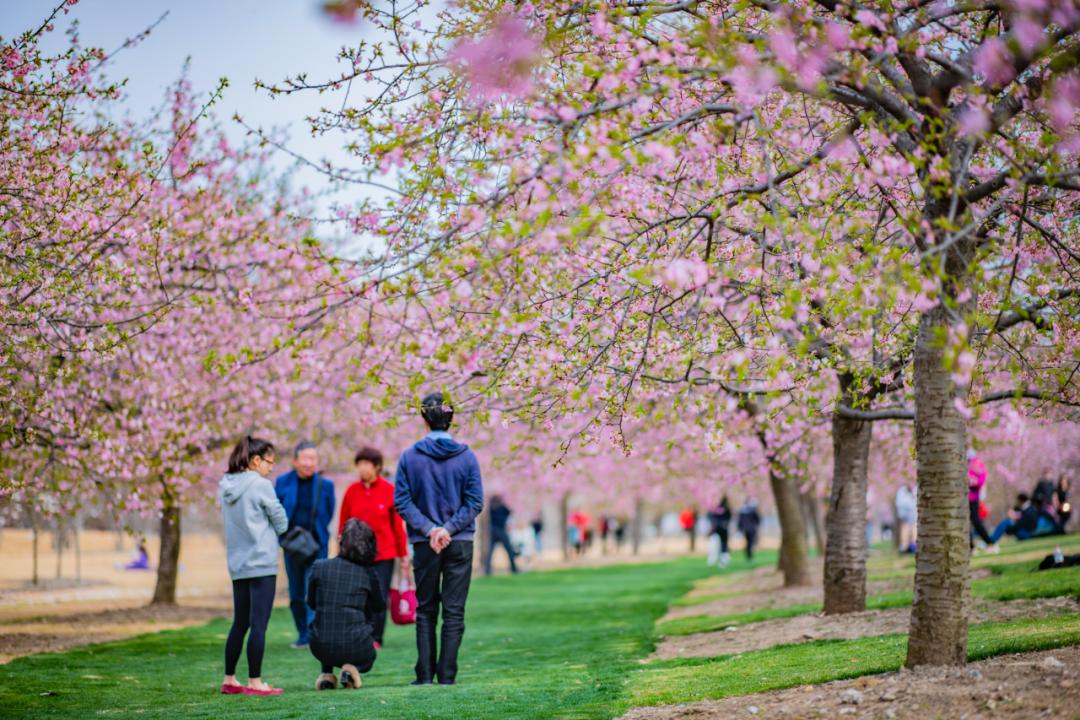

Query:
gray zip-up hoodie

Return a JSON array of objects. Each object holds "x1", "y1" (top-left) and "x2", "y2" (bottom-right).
[{"x1": 219, "y1": 470, "x2": 289, "y2": 580}]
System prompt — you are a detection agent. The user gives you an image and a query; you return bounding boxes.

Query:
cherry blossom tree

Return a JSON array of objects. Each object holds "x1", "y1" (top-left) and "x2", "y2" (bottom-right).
[{"x1": 286, "y1": 0, "x2": 1080, "y2": 667}]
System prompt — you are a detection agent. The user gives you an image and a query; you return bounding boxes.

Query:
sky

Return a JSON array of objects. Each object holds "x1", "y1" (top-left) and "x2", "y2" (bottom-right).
[{"x1": 1, "y1": 0, "x2": 380, "y2": 224}]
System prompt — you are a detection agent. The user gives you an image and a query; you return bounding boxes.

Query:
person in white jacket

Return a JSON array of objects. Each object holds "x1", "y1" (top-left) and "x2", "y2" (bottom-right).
[{"x1": 219, "y1": 436, "x2": 288, "y2": 697}]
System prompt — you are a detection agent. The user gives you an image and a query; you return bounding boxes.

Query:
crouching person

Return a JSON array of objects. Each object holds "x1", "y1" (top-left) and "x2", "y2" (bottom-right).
[{"x1": 308, "y1": 519, "x2": 385, "y2": 690}]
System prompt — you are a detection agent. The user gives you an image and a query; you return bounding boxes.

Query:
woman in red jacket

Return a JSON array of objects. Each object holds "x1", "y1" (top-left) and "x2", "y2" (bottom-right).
[{"x1": 338, "y1": 446, "x2": 410, "y2": 648}]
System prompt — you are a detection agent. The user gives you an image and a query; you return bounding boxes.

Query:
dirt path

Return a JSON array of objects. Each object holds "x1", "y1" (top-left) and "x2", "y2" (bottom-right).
[
  {"x1": 667, "y1": 563, "x2": 931, "y2": 622},
  {"x1": 0, "y1": 602, "x2": 231, "y2": 664},
  {"x1": 652, "y1": 596, "x2": 1080, "y2": 661},
  {"x1": 623, "y1": 645, "x2": 1080, "y2": 719}
]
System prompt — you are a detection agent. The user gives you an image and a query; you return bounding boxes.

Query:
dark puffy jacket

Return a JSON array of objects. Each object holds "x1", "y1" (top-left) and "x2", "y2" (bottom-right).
[{"x1": 737, "y1": 506, "x2": 761, "y2": 535}]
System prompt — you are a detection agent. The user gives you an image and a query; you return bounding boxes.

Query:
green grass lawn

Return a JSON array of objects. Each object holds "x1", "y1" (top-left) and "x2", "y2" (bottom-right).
[
  {"x1": 629, "y1": 613, "x2": 1080, "y2": 708},
  {"x1": 0, "y1": 559, "x2": 711, "y2": 720},
  {"x1": 2, "y1": 537, "x2": 1076, "y2": 720},
  {"x1": 661, "y1": 535, "x2": 1080, "y2": 637}
]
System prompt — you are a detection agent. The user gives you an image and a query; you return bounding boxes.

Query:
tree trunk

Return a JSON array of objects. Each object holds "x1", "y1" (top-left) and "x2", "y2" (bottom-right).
[
  {"x1": 55, "y1": 519, "x2": 64, "y2": 580},
  {"x1": 754, "y1": 429, "x2": 812, "y2": 587},
  {"x1": 474, "y1": 507, "x2": 488, "y2": 575},
  {"x1": 74, "y1": 516, "x2": 82, "y2": 583},
  {"x1": 631, "y1": 497, "x2": 643, "y2": 556},
  {"x1": 800, "y1": 487, "x2": 825, "y2": 556},
  {"x1": 769, "y1": 467, "x2": 813, "y2": 586},
  {"x1": 824, "y1": 398, "x2": 873, "y2": 614},
  {"x1": 31, "y1": 511, "x2": 39, "y2": 586},
  {"x1": 905, "y1": 304, "x2": 970, "y2": 667},
  {"x1": 151, "y1": 490, "x2": 181, "y2": 606}
]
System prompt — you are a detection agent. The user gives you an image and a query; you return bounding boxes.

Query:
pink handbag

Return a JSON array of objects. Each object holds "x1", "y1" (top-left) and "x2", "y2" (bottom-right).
[{"x1": 389, "y1": 565, "x2": 417, "y2": 625}]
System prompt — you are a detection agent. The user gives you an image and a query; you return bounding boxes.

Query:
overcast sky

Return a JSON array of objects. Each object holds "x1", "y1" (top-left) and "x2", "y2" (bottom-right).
[{"x1": 1, "y1": 1, "x2": 378, "y2": 219}]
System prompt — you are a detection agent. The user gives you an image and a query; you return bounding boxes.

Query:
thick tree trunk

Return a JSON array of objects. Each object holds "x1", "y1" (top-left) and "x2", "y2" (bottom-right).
[
  {"x1": 769, "y1": 468, "x2": 813, "y2": 586},
  {"x1": 754, "y1": 428, "x2": 812, "y2": 587},
  {"x1": 905, "y1": 304, "x2": 970, "y2": 667},
  {"x1": 824, "y1": 399, "x2": 873, "y2": 614},
  {"x1": 151, "y1": 490, "x2": 181, "y2": 606}
]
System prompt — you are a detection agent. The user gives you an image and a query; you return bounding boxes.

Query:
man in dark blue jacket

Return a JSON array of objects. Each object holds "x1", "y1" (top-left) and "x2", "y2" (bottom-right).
[
  {"x1": 394, "y1": 393, "x2": 484, "y2": 685},
  {"x1": 275, "y1": 441, "x2": 336, "y2": 648}
]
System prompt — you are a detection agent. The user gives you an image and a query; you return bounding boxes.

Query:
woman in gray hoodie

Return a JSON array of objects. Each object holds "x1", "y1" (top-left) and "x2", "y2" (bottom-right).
[{"x1": 219, "y1": 436, "x2": 289, "y2": 696}]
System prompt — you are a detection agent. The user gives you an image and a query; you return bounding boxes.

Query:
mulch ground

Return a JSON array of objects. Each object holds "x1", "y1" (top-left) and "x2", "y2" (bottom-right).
[
  {"x1": 652, "y1": 596, "x2": 1080, "y2": 661},
  {"x1": 623, "y1": 645, "x2": 1080, "y2": 719}
]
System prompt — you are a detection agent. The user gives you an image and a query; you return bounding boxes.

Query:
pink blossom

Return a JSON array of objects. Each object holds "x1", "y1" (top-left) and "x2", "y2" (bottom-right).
[
  {"x1": 590, "y1": 12, "x2": 613, "y2": 39},
  {"x1": 661, "y1": 258, "x2": 710, "y2": 290},
  {"x1": 449, "y1": 15, "x2": 539, "y2": 102},
  {"x1": 643, "y1": 140, "x2": 675, "y2": 167},
  {"x1": 825, "y1": 22, "x2": 851, "y2": 51},
  {"x1": 973, "y1": 38, "x2": 1016, "y2": 87},
  {"x1": 1048, "y1": 73, "x2": 1080, "y2": 132},
  {"x1": 769, "y1": 28, "x2": 799, "y2": 70},
  {"x1": 956, "y1": 106, "x2": 990, "y2": 137},
  {"x1": 1011, "y1": 16, "x2": 1045, "y2": 55},
  {"x1": 556, "y1": 105, "x2": 577, "y2": 122},
  {"x1": 855, "y1": 9, "x2": 887, "y2": 32}
]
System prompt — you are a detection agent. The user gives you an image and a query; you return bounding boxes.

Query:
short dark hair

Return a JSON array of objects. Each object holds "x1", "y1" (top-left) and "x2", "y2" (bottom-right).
[
  {"x1": 294, "y1": 440, "x2": 318, "y2": 458},
  {"x1": 339, "y1": 518, "x2": 377, "y2": 566},
  {"x1": 227, "y1": 436, "x2": 275, "y2": 474},
  {"x1": 353, "y1": 446, "x2": 383, "y2": 471},
  {"x1": 420, "y1": 392, "x2": 454, "y2": 431}
]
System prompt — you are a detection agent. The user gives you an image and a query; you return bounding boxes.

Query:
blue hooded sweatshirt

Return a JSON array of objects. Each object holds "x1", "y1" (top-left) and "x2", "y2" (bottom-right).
[{"x1": 393, "y1": 433, "x2": 484, "y2": 544}]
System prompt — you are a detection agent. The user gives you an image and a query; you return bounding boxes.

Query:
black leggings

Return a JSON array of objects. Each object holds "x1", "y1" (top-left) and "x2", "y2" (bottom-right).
[{"x1": 225, "y1": 575, "x2": 276, "y2": 678}]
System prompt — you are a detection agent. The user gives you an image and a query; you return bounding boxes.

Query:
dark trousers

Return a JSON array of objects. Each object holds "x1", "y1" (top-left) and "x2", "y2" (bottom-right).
[
  {"x1": 743, "y1": 530, "x2": 757, "y2": 560},
  {"x1": 717, "y1": 528, "x2": 729, "y2": 554},
  {"x1": 370, "y1": 559, "x2": 395, "y2": 644},
  {"x1": 224, "y1": 575, "x2": 276, "y2": 677},
  {"x1": 412, "y1": 540, "x2": 473, "y2": 684},
  {"x1": 970, "y1": 500, "x2": 993, "y2": 545},
  {"x1": 484, "y1": 527, "x2": 519, "y2": 575},
  {"x1": 285, "y1": 554, "x2": 315, "y2": 643}
]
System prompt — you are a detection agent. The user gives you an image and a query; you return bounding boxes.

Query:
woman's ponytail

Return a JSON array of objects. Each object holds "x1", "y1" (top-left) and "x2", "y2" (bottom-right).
[{"x1": 227, "y1": 435, "x2": 275, "y2": 473}]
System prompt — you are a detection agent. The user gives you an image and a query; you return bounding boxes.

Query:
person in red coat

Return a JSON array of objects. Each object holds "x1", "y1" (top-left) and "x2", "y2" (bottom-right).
[{"x1": 338, "y1": 446, "x2": 410, "y2": 648}]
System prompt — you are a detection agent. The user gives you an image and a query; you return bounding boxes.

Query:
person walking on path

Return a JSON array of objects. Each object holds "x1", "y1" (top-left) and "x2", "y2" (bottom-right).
[
  {"x1": 484, "y1": 495, "x2": 519, "y2": 575},
  {"x1": 736, "y1": 499, "x2": 761, "y2": 561},
  {"x1": 679, "y1": 506, "x2": 698, "y2": 552},
  {"x1": 308, "y1": 518, "x2": 386, "y2": 690},
  {"x1": 275, "y1": 441, "x2": 336, "y2": 649},
  {"x1": 1055, "y1": 474, "x2": 1072, "y2": 532},
  {"x1": 219, "y1": 436, "x2": 288, "y2": 697},
  {"x1": 337, "y1": 446, "x2": 410, "y2": 649},
  {"x1": 968, "y1": 450, "x2": 997, "y2": 552},
  {"x1": 706, "y1": 496, "x2": 732, "y2": 567},
  {"x1": 530, "y1": 514, "x2": 544, "y2": 555},
  {"x1": 895, "y1": 484, "x2": 917, "y2": 554},
  {"x1": 394, "y1": 392, "x2": 484, "y2": 686}
]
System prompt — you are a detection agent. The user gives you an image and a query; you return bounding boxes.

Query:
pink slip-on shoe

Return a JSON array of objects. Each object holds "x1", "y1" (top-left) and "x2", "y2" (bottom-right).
[
  {"x1": 220, "y1": 683, "x2": 246, "y2": 695},
  {"x1": 242, "y1": 686, "x2": 284, "y2": 696}
]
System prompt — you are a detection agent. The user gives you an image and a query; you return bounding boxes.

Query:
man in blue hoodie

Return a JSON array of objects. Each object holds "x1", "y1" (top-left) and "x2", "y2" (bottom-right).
[{"x1": 394, "y1": 392, "x2": 484, "y2": 685}]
